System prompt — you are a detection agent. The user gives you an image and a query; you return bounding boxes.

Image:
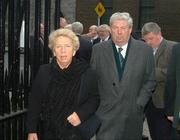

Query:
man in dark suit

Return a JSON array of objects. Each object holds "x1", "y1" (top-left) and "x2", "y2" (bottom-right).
[
  {"x1": 141, "y1": 22, "x2": 178, "y2": 140},
  {"x1": 165, "y1": 43, "x2": 180, "y2": 138},
  {"x1": 86, "y1": 25, "x2": 101, "y2": 45},
  {"x1": 71, "y1": 21, "x2": 92, "y2": 63},
  {"x1": 90, "y1": 12, "x2": 156, "y2": 140},
  {"x1": 97, "y1": 24, "x2": 111, "y2": 42},
  {"x1": 30, "y1": 23, "x2": 45, "y2": 76}
]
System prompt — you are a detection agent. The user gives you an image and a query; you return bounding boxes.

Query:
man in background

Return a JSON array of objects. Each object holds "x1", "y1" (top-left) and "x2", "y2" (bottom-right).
[
  {"x1": 71, "y1": 21, "x2": 92, "y2": 63},
  {"x1": 97, "y1": 24, "x2": 111, "y2": 42},
  {"x1": 141, "y1": 22, "x2": 178, "y2": 140},
  {"x1": 84, "y1": 25, "x2": 100, "y2": 45}
]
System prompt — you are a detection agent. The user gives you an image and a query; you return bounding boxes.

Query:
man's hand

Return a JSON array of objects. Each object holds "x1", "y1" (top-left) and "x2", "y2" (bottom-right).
[
  {"x1": 27, "y1": 133, "x2": 38, "y2": 140},
  {"x1": 67, "y1": 112, "x2": 81, "y2": 126}
]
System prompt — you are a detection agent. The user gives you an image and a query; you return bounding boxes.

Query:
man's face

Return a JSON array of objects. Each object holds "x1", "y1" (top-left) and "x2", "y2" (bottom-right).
[
  {"x1": 60, "y1": 18, "x2": 67, "y2": 28},
  {"x1": 110, "y1": 19, "x2": 132, "y2": 46},
  {"x1": 98, "y1": 28, "x2": 110, "y2": 40},
  {"x1": 143, "y1": 32, "x2": 161, "y2": 48},
  {"x1": 89, "y1": 26, "x2": 98, "y2": 38}
]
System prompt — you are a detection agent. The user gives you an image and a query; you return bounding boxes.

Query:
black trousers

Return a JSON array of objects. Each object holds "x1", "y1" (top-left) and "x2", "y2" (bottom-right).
[{"x1": 145, "y1": 100, "x2": 179, "y2": 140}]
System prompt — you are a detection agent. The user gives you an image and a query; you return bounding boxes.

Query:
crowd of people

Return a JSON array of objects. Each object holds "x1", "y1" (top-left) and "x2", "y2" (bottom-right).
[{"x1": 26, "y1": 12, "x2": 180, "y2": 140}]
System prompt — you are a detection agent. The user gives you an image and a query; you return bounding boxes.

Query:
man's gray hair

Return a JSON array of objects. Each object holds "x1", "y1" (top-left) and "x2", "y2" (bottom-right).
[
  {"x1": 109, "y1": 12, "x2": 133, "y2": 28},
  {"x1": 141, "y1": 22, "x2": 161, "y2": 37},
  {"x1": 98, "y1": 24, "x2": 110, "y2": 32},
  {"x1": 71, "y1": 21, "x2": 84, "y2": 35}
]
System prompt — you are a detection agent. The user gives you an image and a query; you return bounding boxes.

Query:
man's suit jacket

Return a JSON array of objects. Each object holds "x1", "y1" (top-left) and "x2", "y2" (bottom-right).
[
  {"x1": 165, "y1": 43, "x2": 180, "y2": 128},
  {"x1": 92, "y1": 37, "x2": 101, "y2": 45},
  {"x1": 90, "y1": 37, "x2": 156, "y2": 140},
  {"x1": 152, "y1": 38, "x2": 177, "y2": 108},
  {"x1": 75, "y1": 35, "x2": 92, "y2": 63}
]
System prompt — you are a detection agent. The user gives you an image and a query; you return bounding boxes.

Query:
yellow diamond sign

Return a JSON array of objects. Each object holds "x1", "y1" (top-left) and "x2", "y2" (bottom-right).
[{"x1": 95, "y1": 2, "x2": 106, "y2": 17}]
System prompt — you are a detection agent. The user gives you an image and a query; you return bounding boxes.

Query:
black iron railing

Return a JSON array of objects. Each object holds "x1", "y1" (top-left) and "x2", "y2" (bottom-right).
[{"x1": 0, "y1": 0, "x2": 62, "y2": 140}]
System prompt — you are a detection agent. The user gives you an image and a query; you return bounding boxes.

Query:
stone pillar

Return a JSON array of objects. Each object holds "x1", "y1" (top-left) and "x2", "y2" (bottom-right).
[{"x1": 61, "y1": 0, "x2": 76, "y2": 23}]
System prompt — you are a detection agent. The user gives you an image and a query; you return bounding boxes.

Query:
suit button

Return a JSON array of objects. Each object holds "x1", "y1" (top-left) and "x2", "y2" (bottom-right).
[{"x1": 112, "y1": 83, "x2": 116, "y2": 86}]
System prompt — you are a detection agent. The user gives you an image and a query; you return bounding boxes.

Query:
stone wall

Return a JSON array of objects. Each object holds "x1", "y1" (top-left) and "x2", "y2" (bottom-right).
[{"x1": 61, "y1": 0, "x2": 76, "y2": 24}]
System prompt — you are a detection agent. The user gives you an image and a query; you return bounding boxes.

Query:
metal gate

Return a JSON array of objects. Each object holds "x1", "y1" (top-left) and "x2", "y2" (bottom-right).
[{"x1": 0, "y1": 0, "x2": 62, "y2": 139}]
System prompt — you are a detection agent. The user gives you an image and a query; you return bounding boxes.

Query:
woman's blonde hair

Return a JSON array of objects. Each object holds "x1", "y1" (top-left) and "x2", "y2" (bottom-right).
[{"x1": 48, "y1": 28, "x2": 79, "y2": 51}]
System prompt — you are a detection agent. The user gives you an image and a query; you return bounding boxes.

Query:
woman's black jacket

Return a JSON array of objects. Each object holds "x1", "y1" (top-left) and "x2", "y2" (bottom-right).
[{"x1": 26, "y1": 63, "x2": 100, "y2": 133}]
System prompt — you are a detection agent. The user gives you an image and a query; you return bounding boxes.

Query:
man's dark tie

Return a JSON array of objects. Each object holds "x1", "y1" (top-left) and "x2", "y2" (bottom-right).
[{"x1": 118, "y1": 47, "x2": 124, "y2": 68}]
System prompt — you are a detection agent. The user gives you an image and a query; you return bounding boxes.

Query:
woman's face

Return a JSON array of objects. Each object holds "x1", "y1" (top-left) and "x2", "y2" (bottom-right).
[{"x1": 53, "y1": 36, "x2": 75, "y2": 69}]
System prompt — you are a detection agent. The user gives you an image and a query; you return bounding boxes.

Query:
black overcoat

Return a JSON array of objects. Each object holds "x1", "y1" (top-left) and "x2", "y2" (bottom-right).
[{"x1": 26, "y1": 62, "x2": 100, "y2": 139}]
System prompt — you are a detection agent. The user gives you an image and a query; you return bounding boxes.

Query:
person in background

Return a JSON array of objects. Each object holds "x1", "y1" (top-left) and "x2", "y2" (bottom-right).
[
  {"x1": 141, "y1": 22, "x2": 178, "y2": 140},
  {"x1": 29, "y1": 23, "x2": 45, "y2": 74},
  {"x1": 90, "y1": 12, "x2": 156, "y2": 140},
  {"x1": 26, "y1": 29, "x2": 100, "y2": 140},
  {"x1": 38, "y1": 23, "x2": 45, "y2": 64},
  {"x1": 84, "y1": 25, "x2": 100, "y2": 45},
  {"x1": 97, "y1": 24, "x2": 111, "y2": 42},
  {"x1": 60, "y1": 17, "x2": 68, "y2": 28},
  {"x1": 71, "y1": 21, "x2": 92, "y2": 63},
  {"x1": 165, "y1": 43, "x2": 180, "y2": 139}
]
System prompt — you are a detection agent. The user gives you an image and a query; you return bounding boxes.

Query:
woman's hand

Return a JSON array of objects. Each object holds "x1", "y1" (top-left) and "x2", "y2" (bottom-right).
[
  {"x1": 67, "y1": 112, "x2": 81, "y2": 126},
  {"x1": 28, "y1": 133, "x2": 38, "y2": 140},
  {"x1": 167, "y1": 116, "x2": 174, "y2": 122}
]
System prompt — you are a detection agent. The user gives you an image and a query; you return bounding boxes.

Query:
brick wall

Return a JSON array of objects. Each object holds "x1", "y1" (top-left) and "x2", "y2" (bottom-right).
[
  {"x1": 76, "y1": 0, "x2": 180, "y2": 41},
  {"x1": 76, "y1": 0, "x2": 100, "y2": 33},
  {"x1": 112, "y1": 0, "x2": 140, "y2": 30},
  {"x1": 154, "y1": 0, "x2": 180, "y2": 41}
]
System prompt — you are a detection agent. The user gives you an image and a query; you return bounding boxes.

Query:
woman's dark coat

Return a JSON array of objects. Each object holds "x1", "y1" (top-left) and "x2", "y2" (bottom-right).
[{"x1": 26, "y1": 60, "x2": 100, "y2": 139}]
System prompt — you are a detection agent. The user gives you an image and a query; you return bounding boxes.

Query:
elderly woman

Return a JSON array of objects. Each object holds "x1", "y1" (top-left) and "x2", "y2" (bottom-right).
[{"x1": 26, "y1": 29, "x2": 100, "y2": 140}]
